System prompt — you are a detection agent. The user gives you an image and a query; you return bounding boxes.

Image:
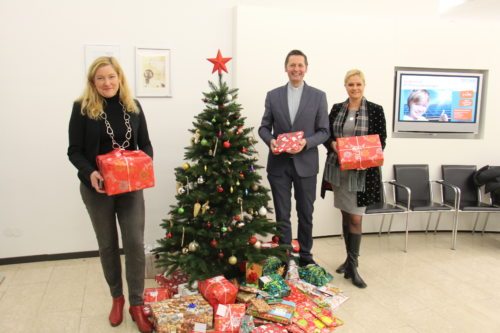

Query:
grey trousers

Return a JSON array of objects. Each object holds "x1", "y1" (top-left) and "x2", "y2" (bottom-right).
[
  {"x1": 80, "y1": 183, "x2": 146, "y2": 306},
  {"x1": 268, "y1": 159, "x2": 317, "y2": 260}
]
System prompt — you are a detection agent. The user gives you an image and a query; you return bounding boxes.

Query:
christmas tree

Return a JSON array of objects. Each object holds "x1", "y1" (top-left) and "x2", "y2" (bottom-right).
[{"x1": 155, "y1": 50, "x2": 289, "y2": 284}]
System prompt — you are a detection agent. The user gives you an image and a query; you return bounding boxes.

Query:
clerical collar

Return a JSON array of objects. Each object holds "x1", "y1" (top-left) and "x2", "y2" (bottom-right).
[{"x1": 288, "y1": 82, "x2": 304, "y2": 90}]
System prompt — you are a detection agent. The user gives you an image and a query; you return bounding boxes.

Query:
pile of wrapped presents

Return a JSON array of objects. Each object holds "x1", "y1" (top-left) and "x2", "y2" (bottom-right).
[{"x1": 143, "y1": 256, "x2": 348, "y2": 333}]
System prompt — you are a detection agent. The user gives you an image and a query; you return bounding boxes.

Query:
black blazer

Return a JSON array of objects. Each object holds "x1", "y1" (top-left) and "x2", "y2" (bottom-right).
[
  {"x1": 258, "y1": 82, "x2": 330, "y2": 177},
  {"x1": 321, "y1": 99, "x2": 387, "y2": 207},
  {"x1": 67, "y1": 100, "x2": 153, "y2": 189}
]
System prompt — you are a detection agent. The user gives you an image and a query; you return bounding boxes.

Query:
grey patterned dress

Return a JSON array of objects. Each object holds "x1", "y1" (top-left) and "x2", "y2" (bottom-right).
[{"x1": 332, "y1": 109, "x2": 366, "y2": 215}]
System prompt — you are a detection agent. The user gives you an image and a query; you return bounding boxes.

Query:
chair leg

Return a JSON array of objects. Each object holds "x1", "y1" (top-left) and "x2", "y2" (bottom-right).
[
  {"x1": 472, "y1": 213, "x2": 480, "y2": 235},
  {"x1": 434, "y1": 213, "x2": 441, "y2": 234},
  {"x1": 451, "y1": 210, "x2": 459, "y2": 250},
  {"x1": 425, "y1": 214, "x2": 432, "y2": 234},
  {"x1": 481, "y1": 213, "x2": 490, "y2": 235},
  {"x1": 387, "y1": 215, "x2": 394, "y2": 235},
  {"x1": 404, "y1": 212, "x2": 410, "y2": 253},
  {"x1": 388, "y1": 215, "x2": 394, "y2": 235},
  {"x1": 378, "y1": 215, "x2": 386, "y2": 237}
]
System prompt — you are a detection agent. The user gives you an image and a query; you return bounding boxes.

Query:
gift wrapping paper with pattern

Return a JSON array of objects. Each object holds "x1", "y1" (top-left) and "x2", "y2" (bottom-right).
[
  {"x1": 155, "y1": 270, "x2": 189, "y2": 294},
  {"x1": 214, "y1": 303, "x2": 246, "y2": 332},
  {"x1": 96, "y1": 149, "x2": 154, "y2": 195},
  {"x1": 336, "y1": 134, "x2": 383, "y2": 171},
  {"x1": 198, "y1": 275, "x2": 238, "y2": 309},
  {"x1": 273, "y1": 131, "x2": 304, "y2": 154},
  {"x1": 150, "y1": 294, "x2": 213, "y2": 333}
]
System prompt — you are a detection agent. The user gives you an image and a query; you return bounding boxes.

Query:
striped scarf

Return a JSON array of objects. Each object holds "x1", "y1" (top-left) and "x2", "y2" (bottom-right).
[{"x1": 325, "y1": 97, "x2": 369, "y2": 192}]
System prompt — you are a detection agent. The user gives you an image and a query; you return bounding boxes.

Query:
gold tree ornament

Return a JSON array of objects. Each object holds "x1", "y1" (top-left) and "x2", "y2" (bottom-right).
[
  {"x1": 201, "y1": 201, "x2": 210, "y2": 214},
  {"x1": 193, "y1": 202, "x2": 201, "y2": 217},
  {"x1": 188, "y1": 241, "x2": 199, "y2": 252},
  {"x1": 228, "y1": 255, "x2": 237, "y2": 265}
]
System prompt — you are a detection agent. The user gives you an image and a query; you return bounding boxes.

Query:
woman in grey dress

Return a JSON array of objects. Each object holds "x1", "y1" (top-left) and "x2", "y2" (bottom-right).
[{"x1": 321, "y1": 69, "x2": 387, "y2": 288}]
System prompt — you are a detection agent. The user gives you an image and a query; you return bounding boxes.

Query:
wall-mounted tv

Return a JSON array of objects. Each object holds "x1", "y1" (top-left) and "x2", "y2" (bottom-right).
[{"x1": 393, "y1": 67, "x2": 486, "y2": 135}]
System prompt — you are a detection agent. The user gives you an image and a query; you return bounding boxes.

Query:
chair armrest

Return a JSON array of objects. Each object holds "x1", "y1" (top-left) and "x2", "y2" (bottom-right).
[
  {"x1": 434, "y1": 180, "x2": 460, "y2": 209},
  {"x1": 387, "y1": 180, "x2": 411, "y2": 211}
]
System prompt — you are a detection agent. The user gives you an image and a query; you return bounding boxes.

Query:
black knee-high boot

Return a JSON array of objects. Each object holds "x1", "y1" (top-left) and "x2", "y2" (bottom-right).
[
  {"x1": 335, "y1": 223, "x2": 350, "y2": 274},
  {"x1": 344, "y1": 233, "x2": 367, "y2": 288}
]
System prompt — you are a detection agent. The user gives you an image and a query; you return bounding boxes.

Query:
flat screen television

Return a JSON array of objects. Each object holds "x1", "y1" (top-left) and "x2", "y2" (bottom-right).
[{"x1": 393, "y1": 67, "x2": 486, "y2": 135}]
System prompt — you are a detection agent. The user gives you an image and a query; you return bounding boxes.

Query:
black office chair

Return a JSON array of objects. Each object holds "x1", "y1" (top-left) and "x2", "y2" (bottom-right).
[
  {"x1": 441, "y1": 165, "x2": 500, "y2": 249},
  {"x1": 365, "y1": 181, "x2": 411, "y2": 252},
  {"x1": 393, "y1": 164, "x2": 458, "y2": 250}
]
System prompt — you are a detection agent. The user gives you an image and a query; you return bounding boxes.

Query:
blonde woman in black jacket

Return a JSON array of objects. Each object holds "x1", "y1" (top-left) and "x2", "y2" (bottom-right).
[
  {"x1": 321, "y1": 69, "x2": 387, "y2": 288},
  {"x1": 68, "y1": 56, "x2": 153, "y2": 333}
]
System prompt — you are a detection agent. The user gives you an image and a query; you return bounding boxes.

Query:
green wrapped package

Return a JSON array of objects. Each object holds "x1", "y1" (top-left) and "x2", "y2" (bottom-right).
[{"x1": 298, "y1": 264, "x2": 333, "y2": 286}]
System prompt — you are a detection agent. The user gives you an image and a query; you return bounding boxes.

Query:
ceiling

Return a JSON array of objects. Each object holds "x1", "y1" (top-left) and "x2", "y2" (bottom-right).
[{"x1": 441, "y1": 0, "x2": 500, "y2": 19}]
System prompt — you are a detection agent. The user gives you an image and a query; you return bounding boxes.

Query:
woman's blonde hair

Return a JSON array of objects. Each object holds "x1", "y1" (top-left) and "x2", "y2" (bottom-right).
[
  {"x1": 344, "y1": 69, "x2": 365, "y2": 85},
  {"x1": 78, "y1": 56, "x2": 137, "y2": 120}
]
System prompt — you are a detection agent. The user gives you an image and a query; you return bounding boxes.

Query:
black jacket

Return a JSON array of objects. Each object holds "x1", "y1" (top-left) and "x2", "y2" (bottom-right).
[
  {"x1": 67, "y1": 100, "x2": 153, "y2": 189},
  {"x1": 321, "y1": 100, "x2": 387, "y2": 207},
  {"x1": 474, "y1": 165, "x2": 500, "y2": 204}
]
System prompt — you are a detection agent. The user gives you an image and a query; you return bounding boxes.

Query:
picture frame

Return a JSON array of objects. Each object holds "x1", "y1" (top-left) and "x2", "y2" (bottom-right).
[
  {"x1": 135, "y1": 47, "x2": 171, "y2": 97},
  {"x1": 84, "y1": 44, "x2": 120, "y2": 74}
]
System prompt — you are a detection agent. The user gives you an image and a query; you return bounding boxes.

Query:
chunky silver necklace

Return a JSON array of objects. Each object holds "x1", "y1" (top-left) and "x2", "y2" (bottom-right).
[{"x1": 101, "y1": 102, "x2": 132, "y2": 149}]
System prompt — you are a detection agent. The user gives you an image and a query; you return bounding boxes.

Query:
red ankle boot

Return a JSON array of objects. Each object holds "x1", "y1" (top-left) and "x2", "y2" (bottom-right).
[
  {"x1": 129, "y1": 305, "x2": 153, "y2": 333},
  {"x1": 109, "y1": 295, "x2": 125, "y2": 327}
]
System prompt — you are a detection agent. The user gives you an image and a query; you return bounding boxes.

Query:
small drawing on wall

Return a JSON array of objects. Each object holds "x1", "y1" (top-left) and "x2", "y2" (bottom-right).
[
  {"x1": 84, "y1": 44, "x2": 120, "y2": 73},
  {"x1": 135, "y1": 47, "x2": 171, "y2": 97}
]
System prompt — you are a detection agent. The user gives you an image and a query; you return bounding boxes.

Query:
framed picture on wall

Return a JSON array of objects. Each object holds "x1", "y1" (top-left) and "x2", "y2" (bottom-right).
[
  {"x1": 135, "y1": 47, "x2": 171, "y2": 97},
  {"x1": 84, "y1": 44, "x2": 120, "y2": 73}
]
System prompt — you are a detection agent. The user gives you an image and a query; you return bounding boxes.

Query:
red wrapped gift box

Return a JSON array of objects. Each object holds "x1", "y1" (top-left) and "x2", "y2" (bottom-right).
[
  {"x1": 273, "y1": 131, "x2": 304, "y2": 154},
  {"x1": 198, "y1": 275, "x2": 238, "y2": 309},
  {"x1": 155, "y1": 270, "x2": 189, "y2": 295},
  {"x1": 96, "y1": 148, "x2": 154, "y2": 196},
  {"x1": 336, "y1": 134, "x2": 383, "y2": 171},
  {"x1": 214, "y1": 303, "x2": 246, "y2": 332},
  {"x1": 143, "y1": 287, "x2": 171, "y2": 316}
]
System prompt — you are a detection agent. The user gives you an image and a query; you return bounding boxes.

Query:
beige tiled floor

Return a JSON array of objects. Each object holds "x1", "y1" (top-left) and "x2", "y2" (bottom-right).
[{"x1": 1, "y1": 231, "x2": 499, "y2": 332}]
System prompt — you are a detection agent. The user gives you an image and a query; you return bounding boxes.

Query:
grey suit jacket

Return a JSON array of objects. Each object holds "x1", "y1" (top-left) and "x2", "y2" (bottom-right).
[{"x1": 259, "y1": 82, "x2": 329, "y2": 177}]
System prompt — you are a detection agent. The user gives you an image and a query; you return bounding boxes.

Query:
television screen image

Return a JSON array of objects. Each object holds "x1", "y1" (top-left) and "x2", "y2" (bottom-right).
[{"x1": 393, "y1": 67, "x2": 486, "y2": 135}]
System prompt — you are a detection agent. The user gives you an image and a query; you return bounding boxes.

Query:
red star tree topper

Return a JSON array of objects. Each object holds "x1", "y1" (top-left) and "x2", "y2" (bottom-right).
[{"x1": 207, "y1": 49, "x2": 232, "y2": 74}]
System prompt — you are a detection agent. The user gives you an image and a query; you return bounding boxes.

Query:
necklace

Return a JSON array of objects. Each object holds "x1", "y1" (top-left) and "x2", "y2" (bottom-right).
[{"x1": 101, "y1": 102, "x2": 132, "y2": 149}]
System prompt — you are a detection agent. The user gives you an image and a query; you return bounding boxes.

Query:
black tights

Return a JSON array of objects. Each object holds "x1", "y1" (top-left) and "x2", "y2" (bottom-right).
[{"x1": 341, "y1": 210, "x2": 363, "y2": 234}]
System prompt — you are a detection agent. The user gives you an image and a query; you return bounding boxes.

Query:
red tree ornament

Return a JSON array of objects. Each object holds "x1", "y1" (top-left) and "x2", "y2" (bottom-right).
[
  {"x1": 248, "y1": 236, "x2": 257, "y2": 245},
  {"x1": 210, "y1": 239, "x2": 218, "y2": 248},
  {"x1": 272, "y1": 235, "x2": 280, "y2": 243},
  {"x1": 207, "y1": 50, "x2": 232, "y2": 74},
  {"x1": 223, "y1": 141, "x2": 231, "y2": 148}
]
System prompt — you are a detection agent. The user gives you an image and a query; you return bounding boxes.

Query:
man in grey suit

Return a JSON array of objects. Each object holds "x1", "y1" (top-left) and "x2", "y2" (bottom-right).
[{"x1": 259, "y1": 50, "x2": 329, "y2": 266}]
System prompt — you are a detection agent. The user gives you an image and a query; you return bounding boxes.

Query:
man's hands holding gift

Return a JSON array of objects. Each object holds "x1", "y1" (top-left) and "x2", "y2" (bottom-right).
[
  {"x1": 271, "y1": 131, "x2": 305, "y2": 155},
  {"x1": 289, "y1": 139, "x2": 306, "y2": 154}
]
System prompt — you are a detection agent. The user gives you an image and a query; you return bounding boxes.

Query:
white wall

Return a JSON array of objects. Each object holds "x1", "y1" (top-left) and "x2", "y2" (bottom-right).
[
  {"x1": 0, "y1": 0, "x2": 499, "y2": 259},
  {"x1": 235, "y1": 5, "x2": 500, "y2": 238}
]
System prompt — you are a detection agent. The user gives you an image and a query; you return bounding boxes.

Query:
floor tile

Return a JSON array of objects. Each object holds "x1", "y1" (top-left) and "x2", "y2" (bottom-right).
[{"x1": 1, "y1": 231, "x2": 499, "y2": 332}]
